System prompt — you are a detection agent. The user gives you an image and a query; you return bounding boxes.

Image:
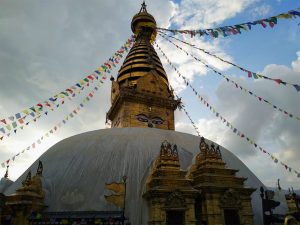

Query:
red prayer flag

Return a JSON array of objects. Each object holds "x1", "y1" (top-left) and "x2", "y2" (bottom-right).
[
  {"x1": 268, "y1": 22, "x2": 275, "y2": 28},
  {"x1": 87, "y1": 75, "x2": 94, "y2": 80},
  {"x1": 0, "y1": 119, "x2": 7, "y2": 125},
  {"x1": 274, "y1": 79, "x2": 282, "y2": 84}
]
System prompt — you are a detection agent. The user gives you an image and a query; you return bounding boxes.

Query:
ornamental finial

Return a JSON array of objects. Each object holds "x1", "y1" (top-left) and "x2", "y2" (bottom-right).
[
  {"x1": 36, "y1": 160, "x2": 43, "y2": 176},
  {"x1": 140, "y1": 0, "x2": 147, "y2": 13},
  {"x1": 4, "y1": 165, "x2": 9, "y2": 179},
  {"x1": 22, "y1": 171, "x2": 32, "y2": 186}
]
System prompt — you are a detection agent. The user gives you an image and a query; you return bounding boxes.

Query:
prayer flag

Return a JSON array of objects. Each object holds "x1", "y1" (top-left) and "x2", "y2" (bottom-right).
[
  {"x1": 293, "y1": 84, "x2": 300, "y2": 91},
  {"x1": 12, "y1": 122, "x2": 17, "y2": 128},
  {"x1": 0, "y1": 119, "x2": 7, "y2": 125},
  {"x1": 15, "y1": 113, "x2": 21, "y2": 119}
]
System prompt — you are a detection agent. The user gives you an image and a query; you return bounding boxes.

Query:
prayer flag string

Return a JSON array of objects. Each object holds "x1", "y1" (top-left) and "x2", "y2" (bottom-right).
[
  {"x1": 158, "y1": 32, "x2": 300, "y2": 92},
  {"x1": 156, "y1": 7, "x2": 300, "y2": 38},
  {"x1": 0, "y1": 36, "x2": 135, "y2": 142},
  {"x1": 175, "y1": 95, "x2": 201, "y2": 137},
  {"x1": 159, "y1": 34, "x2": 300, "y2": 121},
  {"x1": 155, "y1": 42, "x2": 300, "y2": 178},
  {"x1": 1, "y1": 80, "x2": 105, "y2": 168}
]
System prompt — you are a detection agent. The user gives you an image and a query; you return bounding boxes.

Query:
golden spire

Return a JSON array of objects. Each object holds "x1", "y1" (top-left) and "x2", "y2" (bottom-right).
[
  {"x1": 117, "y1": 2, "x2": 168, "y2": 87},
  {"x1": 107, "y1": 2, "x2": 180, "y2": 130}
]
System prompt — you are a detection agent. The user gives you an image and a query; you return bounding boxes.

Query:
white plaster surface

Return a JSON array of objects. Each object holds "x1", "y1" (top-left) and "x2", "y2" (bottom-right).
[{"x1": 4, "y1": 128, "x2": 288, "y2": 224}]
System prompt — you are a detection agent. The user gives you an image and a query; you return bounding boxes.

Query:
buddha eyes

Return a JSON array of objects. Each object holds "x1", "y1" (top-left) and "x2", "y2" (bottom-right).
[
  {"x1": 136, "y1": 114, "x2": 149, "y2": 122},
  {"x1": 136, "y1": 114, "x2": 164, "y2": 125},
  {"x1": 151, "y1": 117, "x2": 164, "y2": 125}
]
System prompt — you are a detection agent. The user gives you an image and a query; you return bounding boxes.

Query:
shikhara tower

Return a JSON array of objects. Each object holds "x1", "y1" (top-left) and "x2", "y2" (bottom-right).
[{"x1": 107, "y1": 2, "x2": 180, "y2": 130}]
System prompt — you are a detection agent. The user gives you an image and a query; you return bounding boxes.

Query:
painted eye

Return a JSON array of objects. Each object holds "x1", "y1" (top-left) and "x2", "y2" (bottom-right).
[
  {"x1": 151, "y1": 117, "x2": 164, "y2": 125},
  {"x1": 136, "y1": 114, "x2": 149, "y2": 122}
]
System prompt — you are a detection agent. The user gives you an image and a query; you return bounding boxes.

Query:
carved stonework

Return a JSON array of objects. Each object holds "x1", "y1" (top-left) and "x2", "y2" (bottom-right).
[
  {"x1": 187, "y1": 138, "x2": 256, "y2": 225},
  {"x1": 198, "y1": 137, "x2": 222, "y2": 161},
  {"x1": 220, "y1": 189, "x2": 242, "y2": 208},
  {"x1": 143, "y1": 140, "x2": 198, "y2": 225},
  {"x1": 160, "y1": 140, "x2": 178, "y2": 160},
  {"x1": 165, "y1": 190, "x2": 186, "y2": 209}
]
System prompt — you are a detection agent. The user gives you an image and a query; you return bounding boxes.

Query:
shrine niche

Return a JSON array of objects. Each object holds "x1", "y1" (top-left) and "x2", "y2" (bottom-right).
[
  {"x1": 188, "y1": 137, "x2": 255, "y2": 225},
  {"x1": 220, "y1": 188, "x2": 242, "y2": 209},
  {"x1": 143, "y1": 140, "x2": 198, "y2": 225},
  {"x1": 165, "y1": 190, "x2": 187, "y2": 209}
]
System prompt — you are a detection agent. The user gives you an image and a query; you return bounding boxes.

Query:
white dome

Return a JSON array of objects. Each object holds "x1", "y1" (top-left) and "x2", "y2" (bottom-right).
[
  {"x1": 4, "y1": 128, "x2": 277, "y2": 225},
  {"x1": 0, "y1": 177, "x2": 13, "y2": 193}
]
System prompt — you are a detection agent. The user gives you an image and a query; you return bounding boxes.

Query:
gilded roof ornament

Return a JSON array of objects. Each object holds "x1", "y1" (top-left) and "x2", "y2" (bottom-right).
[
  {"x1": 160, "y1": 140, "x2": 178, "y2": 159},
  {"x1": 4, "y1": 165, "x2": 9, "y2": 179},
  {"x1": 198, "y1": 137, "x2": 222, "y2": 161},
  {"x1": 22, "y1": 171, "x2": 32, "y2": 187},
  {"x1": 140, "y1": 0, "x2": 147, "y2": 13},
  {"x1": 36, "y1": 160, "x2": 43, "y2": 176}
]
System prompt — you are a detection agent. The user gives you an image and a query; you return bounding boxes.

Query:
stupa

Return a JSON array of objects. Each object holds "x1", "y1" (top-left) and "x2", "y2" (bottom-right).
[{"x1": 0, "y1": 2, "x2": 289, "y2": 225}]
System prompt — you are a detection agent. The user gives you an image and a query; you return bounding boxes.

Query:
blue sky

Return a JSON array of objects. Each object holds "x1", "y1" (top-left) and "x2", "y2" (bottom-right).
[{"x1": 0, "y1": 0, "x2": 299, "y2": 189}]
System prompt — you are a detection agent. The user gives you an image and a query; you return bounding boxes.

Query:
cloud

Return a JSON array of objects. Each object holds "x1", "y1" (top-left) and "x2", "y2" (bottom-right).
[
  {"x1": 177, "y1": 51, "x2": 300, "y2": 187},
  {"x1": 170, "y1": 0, "x2": 256, "y2": 29},
  {"x1": 250, "y1": 4, "x2": 272, "y2": 19},
  {"x1": 0, "y1": 0, "x2": 177, "y2": 180}
]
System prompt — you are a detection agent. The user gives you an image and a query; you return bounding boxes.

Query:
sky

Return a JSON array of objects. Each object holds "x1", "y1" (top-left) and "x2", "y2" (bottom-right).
[{"x1": 0, "y1": 0, "x2": 299, "y2": 190}]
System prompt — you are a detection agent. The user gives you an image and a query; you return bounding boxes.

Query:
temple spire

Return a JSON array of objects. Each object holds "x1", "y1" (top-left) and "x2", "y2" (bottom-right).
[
  {"x1": 107, "y1": 2, "x2": 180, "y2": 130},
  {"x1": 22, "y1": 171, "x2": 32, "y2": 186},
  {"x1": 36, "y1": 160, "x2": 43, "y2": 176},
  {"x1": 4, "y1": 165, "x2": 9, "y2": 179}
]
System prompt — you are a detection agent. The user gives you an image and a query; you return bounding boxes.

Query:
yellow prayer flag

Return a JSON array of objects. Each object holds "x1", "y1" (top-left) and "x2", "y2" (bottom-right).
[
  {"x1": 22, "y1": 109, "x2": 29, "y2": 115},
  {"x1": 105, "y1": 182, "x2": 125, "y2": 194},
  {"x1": 105, "y1": 194, "x2": 124, "y2": 208},
  {"x1": 277, "y1": 14, "x2": 293, "y2": 19}
]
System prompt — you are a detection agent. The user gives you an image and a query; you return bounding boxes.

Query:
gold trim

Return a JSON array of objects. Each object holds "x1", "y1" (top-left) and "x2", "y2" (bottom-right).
[{"x1": 117, "y1": 72, "x2": 168, "y2": 85}]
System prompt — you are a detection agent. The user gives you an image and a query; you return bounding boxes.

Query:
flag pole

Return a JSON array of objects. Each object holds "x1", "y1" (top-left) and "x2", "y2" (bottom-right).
[{"x1": 122, "y1": 175, "x2": 127, "y2": 225}]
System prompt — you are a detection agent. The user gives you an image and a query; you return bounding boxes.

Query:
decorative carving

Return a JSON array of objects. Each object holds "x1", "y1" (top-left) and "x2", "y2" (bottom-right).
[
  {"x1": 160, "y1": 140, "x2": 178, "y2": 160},
  {"x1": 196, "y1": 137, "x2": 222, "y2": 162},
  {"x1": 4, "y1": 165, "x2": 9, "y2": 179},
  {"x1": 36, "y1": 160, "x2": 43, "y2": 176},
  {"x1": 22, "y1": 171, "x2": 32, "y2": 187},
  {"x1": 165, "y1": 190, "x2": 186, "y2": 209},
  {"x1": 220, "y1": 189, "x2": 242, "y2": 208}
]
